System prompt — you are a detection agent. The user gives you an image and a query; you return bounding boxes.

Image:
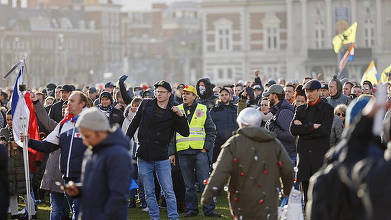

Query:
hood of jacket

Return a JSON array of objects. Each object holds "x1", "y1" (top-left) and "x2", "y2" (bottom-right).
[
  {"x1": 331, "y1": 76, "x2": 343, "y2": 99},
  {"x1": 236, "y1": 126, "x2": 276, "y2": 143},
  {"x1": 93, "y1": 127, "x2": 130, "y2": 152},
  {"x1": 196, "y1": 78, "x2": 215, "y2": 100}
]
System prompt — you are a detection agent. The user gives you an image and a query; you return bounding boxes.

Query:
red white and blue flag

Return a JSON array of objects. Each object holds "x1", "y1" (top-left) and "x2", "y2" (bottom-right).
[
  {"x1": 11, "y1": 65, "x2": 40, "y2": 150},
  {"x1": 338, "y1": 44, "x2": 355, "y2": 73}
]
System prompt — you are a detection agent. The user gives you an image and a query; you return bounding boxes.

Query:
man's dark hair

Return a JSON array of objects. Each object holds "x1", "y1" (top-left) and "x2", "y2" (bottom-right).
[
  {"x1": 0, "y1": 91, "x2": 8, "y2": 100},
  {"x1": 353, "y1": 85, "x2": 361, "y2": 89},
  {"x1": 285, "y1": 84, "x2": 295, "y2": 90},
  {"x1": 6, "y1": 110, "x2": 11, "y2": 115},
  {"x1": 219, "y1": 87, "x2": 230, "y2": 94}
]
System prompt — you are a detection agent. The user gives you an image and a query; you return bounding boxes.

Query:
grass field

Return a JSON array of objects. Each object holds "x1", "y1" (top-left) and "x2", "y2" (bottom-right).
[{"x1": 14, "y1": 194, "x2": 232, "y2": 220}]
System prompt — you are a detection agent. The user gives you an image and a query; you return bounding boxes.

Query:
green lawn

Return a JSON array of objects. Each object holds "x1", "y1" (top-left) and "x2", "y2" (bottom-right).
[{"x1": 16, "y1": 194, "x2": 232, "y2": 219}]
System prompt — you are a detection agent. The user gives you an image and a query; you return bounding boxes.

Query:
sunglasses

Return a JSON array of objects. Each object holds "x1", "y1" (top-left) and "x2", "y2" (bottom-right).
[{"x1": 336, "y1": 113, "x2": 345, "y2": 117}]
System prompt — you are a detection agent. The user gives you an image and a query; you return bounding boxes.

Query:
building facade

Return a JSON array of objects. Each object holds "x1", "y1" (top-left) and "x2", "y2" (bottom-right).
[
  {"x1": 0, "y1": 2, "x2": 103, "y2": 88},
  {"x1": 202, "y1": 0, "x2": 391, "y2": 84},
  {"x1": 122, "y1": 1, "x2": 202, "y2": 84}
]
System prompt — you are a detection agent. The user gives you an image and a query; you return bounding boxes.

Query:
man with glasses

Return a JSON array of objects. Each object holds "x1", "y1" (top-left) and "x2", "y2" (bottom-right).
[{"x1": 127, "y1": 81, "x2": 189, "y2": 220}]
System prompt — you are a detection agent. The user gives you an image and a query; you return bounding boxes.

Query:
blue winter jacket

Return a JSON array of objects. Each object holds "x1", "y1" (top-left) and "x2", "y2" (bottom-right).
[
  {"x1": 28, "y1": 115, "x2": 87, "y2": 180},
  {"x1": 210, "y1": 102, "x2": 238, "y2": 146},
  {"x1": 79, "y1": 127, "x2": 133, "y2": 220},
  {"x1": 266, "y1": 99, "x2": 296, "y2": 158}
]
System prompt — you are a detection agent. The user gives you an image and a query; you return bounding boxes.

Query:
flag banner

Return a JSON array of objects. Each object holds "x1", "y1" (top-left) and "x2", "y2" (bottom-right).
[
  {"x1": 11, "y1": 66, "x2": 40, "y2": 149},
  {"x1": 380, "y1": 64, "x2": 391, "y2": 83},
  {"x1": 333, "y1": 22, "x2": 357, "y2": 54},
  {"x1": 338, "y1": 44, "x2": 355, "y2": 72},
  {"x1": 3, "y1": 60, "x2": 23, "y2": 79},
  {"x1": 361, "y1": 60, "x2": 379, "y2": 85}
]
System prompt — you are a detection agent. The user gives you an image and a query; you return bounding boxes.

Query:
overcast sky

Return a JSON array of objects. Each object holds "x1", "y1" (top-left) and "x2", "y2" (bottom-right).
[{"x1": 117, "y1": 0, "x2": 200, "y2": 11}]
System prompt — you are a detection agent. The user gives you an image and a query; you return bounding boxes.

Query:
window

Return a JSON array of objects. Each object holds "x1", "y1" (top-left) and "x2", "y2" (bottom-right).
[
  {"x1": 364, "y1": 19, "x2": 375, "y2": 47},
  {"x1": 214, "y1": 18, "x2": 232, "y2": 52},
  {"x1": 266, "y1": 27, "x2": 279, "y2": 50},
  {"x1": 218, "y1": 68, "x2": 223, "y2": 78},
  {"x1": 215, "y1": 67, "x2": 235, "y2": 82},
  {"x1": 314, "y1": 20, "x2": 325, "y2": 48},
  {"x1": 262, "y1": 12, "x2": 281, "y2": 51}
]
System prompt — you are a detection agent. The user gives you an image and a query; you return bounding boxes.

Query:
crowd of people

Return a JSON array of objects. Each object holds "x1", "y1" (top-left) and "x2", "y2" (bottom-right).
[{"x1": 0, "y1": 69, "x2": 390, "y2": 220}]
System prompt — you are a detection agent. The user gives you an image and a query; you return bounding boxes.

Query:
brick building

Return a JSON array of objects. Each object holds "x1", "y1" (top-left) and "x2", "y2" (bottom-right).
[{"x1": 202, "y1": 0, "x2": 391, "y2": 84}]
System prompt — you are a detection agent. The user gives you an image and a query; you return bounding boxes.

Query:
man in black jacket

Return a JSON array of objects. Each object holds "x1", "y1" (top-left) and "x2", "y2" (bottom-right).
[
  {"x1": 0, "y1": 143, "x2": 8, "y2": 220},
  {"x1": 127, "y1": 81, "x2": 189, "y2": 220},
  {"x1": 210, "y1": 88, "x2": 238, "y2": 163},
  {"x1": 49, "y1": 85, "x2": 74, "y2": 122},
  {"x1": 290, "y1": 80, "x2": 334, "y2": 204},
  {"x1": 264, "y1": 85, "x2": 296, "y2": 162}
]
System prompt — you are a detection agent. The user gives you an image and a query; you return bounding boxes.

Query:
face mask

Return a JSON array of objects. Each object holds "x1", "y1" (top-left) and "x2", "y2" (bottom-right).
[{"x1": 199, "y1": 86, "x2": 206, "y2": 95}]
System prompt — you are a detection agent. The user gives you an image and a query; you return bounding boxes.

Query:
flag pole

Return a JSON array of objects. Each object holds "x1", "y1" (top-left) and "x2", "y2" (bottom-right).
[
  {"x1": 20, "y1": 114, "x2": 32, "y2": 220},
  {"x1": 19, "y1": 63, "x2": 32, "y2": 220}
]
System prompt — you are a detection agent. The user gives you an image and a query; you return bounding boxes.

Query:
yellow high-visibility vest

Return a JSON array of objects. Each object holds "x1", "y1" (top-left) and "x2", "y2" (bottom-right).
[{"x1": 176, "y1": 103, "x2": 207, "y2": 152}]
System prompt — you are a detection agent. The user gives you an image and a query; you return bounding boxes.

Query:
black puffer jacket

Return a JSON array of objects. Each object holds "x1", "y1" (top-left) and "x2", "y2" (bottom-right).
[{"x1": 196, "y1": 78, "x2": 217, "y2": 109}]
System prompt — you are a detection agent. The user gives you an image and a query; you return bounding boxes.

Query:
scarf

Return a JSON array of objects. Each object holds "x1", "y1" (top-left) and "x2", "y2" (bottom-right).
[{"x1": 98, "y1": 104, "x2": 114, "y2": 118}]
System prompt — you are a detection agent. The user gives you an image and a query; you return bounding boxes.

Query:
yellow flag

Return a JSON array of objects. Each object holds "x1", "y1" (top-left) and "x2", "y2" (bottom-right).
[
  {"x1": 380, "y1": 65, "x2": 391, "y2": 83},
  {"x1": 361, "y1": 60, "x2": 379, "y2": 85},
  {"x1": 333, "y1": 22, "x2": 358, "y2": 54}
]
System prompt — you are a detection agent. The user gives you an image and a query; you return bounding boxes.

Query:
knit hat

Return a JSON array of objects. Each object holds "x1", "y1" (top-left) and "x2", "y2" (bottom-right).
[
  {"x1": 99, "y1": 91, "x2": 113, "y2": 103},
  {"x1": 76, "y1": 107, "x2": 111, "y2": 131}
]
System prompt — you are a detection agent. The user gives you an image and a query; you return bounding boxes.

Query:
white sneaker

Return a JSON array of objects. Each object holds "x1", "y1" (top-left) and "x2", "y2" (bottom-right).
[{"x1": 142, "y1": 207, "x2": 149, "y2": 212}]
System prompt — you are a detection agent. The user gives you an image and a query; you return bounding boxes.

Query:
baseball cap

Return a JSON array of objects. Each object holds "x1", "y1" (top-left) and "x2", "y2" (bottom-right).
[
  {"x1": 253, "y1": 85, "x2": 262, "y2": 90},
  {"x1": 304, "y1": 80, "x2": 322, "y2": 90},
  {"x1": 262, "y1": 84, "x2": 285, "y2": 97},
  {"x1": 265, "y1": 80, "x2": 276, "y2": 86},
  {"x1": 183, "y1": 85, "x2": 198, "y2": 96},
  {"x1": 46, "y1": 83, "x2": 56, "y2": 91},
  {"x1": 75, "y1": 107, "x2": 111, "y2": 131},
  {"x1": 321, "y1": 83, "x2": 328, "y2": 90},
  {"x1": 60, "y1": 85, "x2": 75, "y2": 93},
  {"x1": 88, "y1": 87, "x2": 97, "y2": 93},
  {"x1": 154, "y1": 81, "x2": 172, "y2": 93},
  {"x1": 105, "y1": 82, "x2": 115, "y2": 88}
]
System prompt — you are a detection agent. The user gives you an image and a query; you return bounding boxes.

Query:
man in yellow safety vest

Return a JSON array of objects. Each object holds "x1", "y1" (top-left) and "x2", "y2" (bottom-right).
[{"x1": 169, "y1": 85, "x2": 219, "y2": 218}]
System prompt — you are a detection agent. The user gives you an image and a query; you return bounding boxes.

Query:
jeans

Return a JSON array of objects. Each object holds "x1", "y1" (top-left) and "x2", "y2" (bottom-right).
[
  {"x1": 50, "y1": 192, "x2": 65, "y2": 220},
  {"x1": 64, "y1": 179, "x2": 80, "y2": 220},
  {"x1": 179, "y1": 152, "x2": 215, "y2": 215},
  {"x1": 138, "y1": 159, "x2": 179, "y2": 220}
]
